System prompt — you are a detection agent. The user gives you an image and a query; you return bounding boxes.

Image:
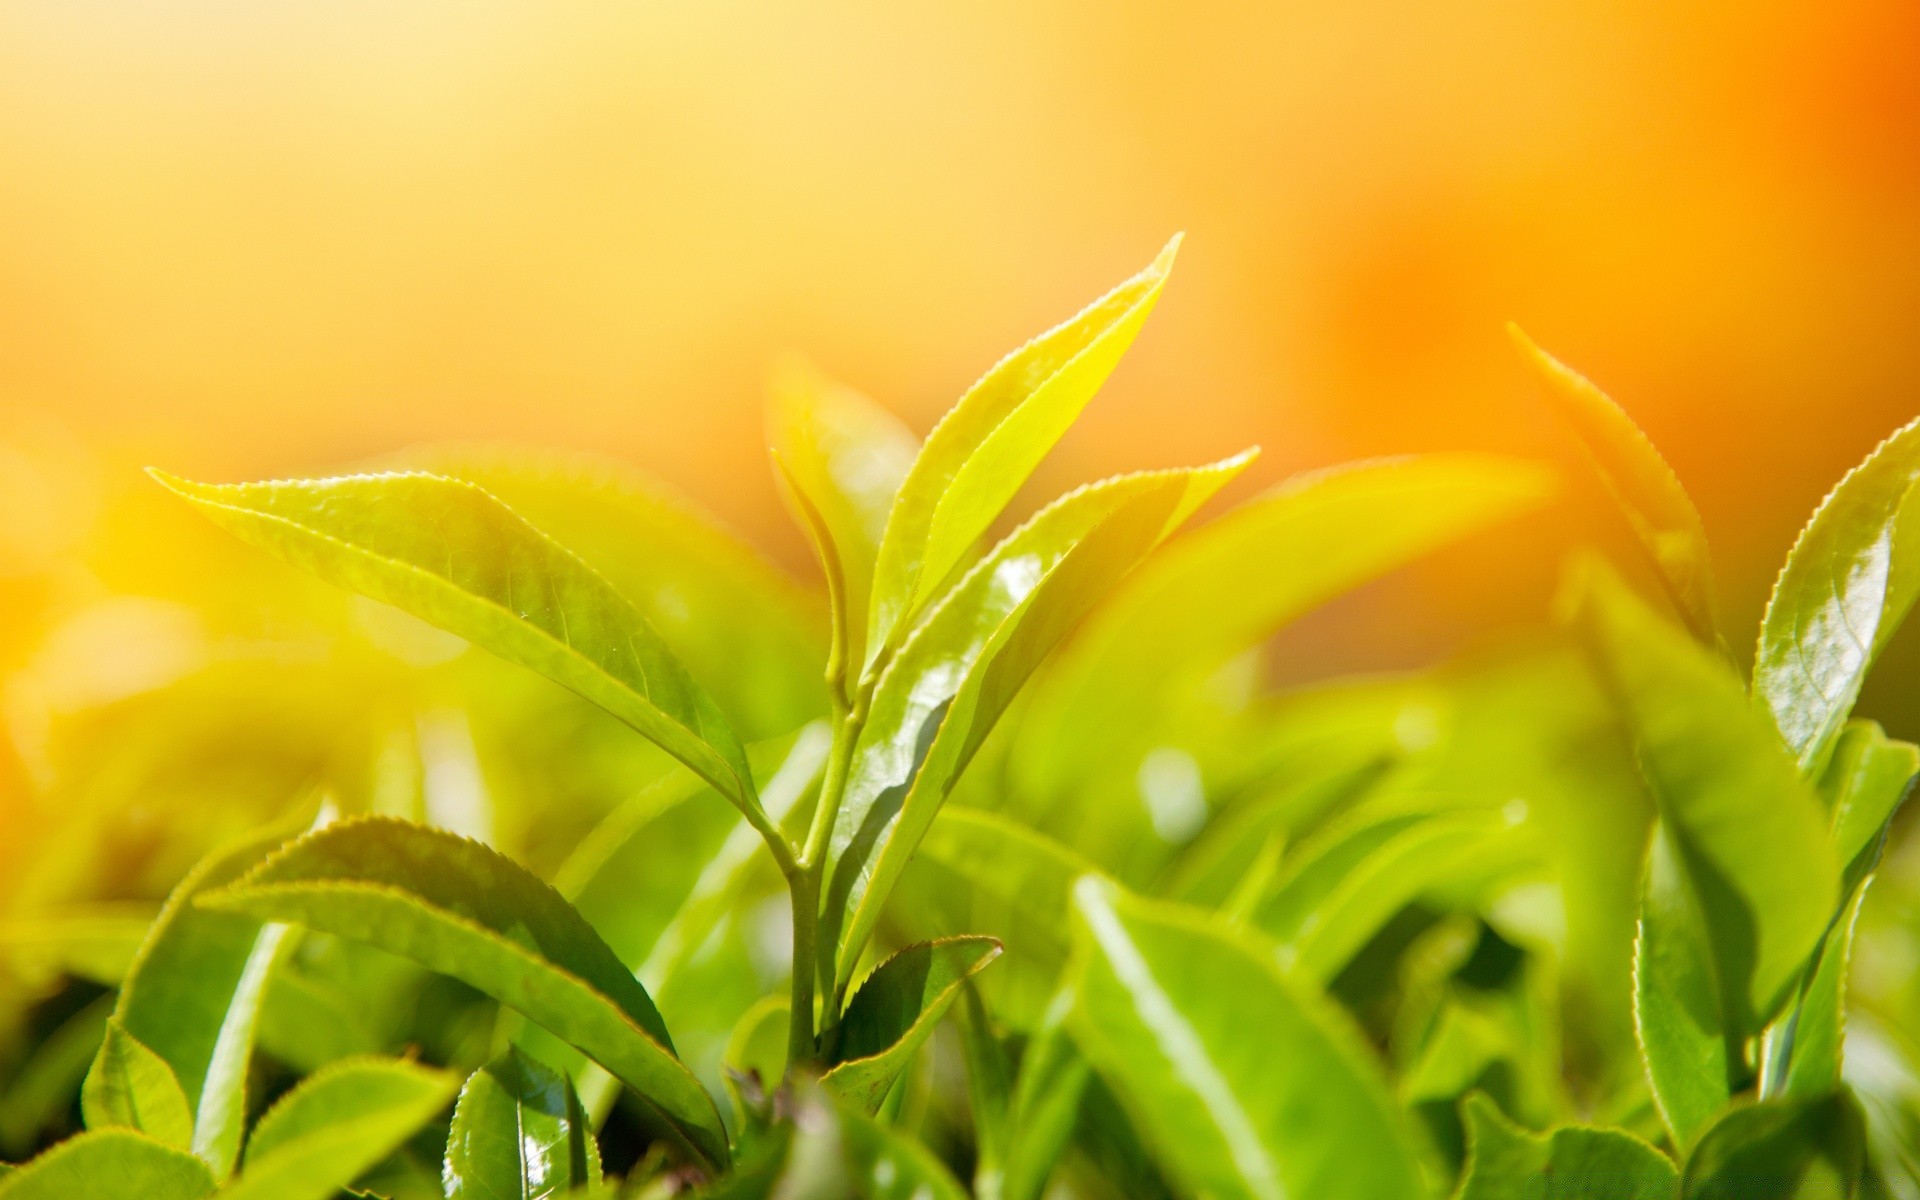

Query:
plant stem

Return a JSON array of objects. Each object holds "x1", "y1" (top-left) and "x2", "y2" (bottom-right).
[{"x1": 785, "y1": 695, "x2": 864, "y2": 1069}]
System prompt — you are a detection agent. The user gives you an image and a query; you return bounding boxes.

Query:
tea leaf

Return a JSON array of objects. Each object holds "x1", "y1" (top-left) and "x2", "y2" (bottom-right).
[
  {"x1": 198, "y1": 818, "x2": 729, "y2": 1169},
  {"x1": 997, "y1": 999, "x2": 1092, "y2": 1200},
  {"x1": 1067, "y1": 879, "x2": 1432, "y2": 1200},
  {"x1": 217, "y1": 1057, "x2": 458, "y2": 1200},
  {"x1": 1680, "y1": 1092, "x2": 1866, "y2": 1198},
  {"x1": 823, "y1": 937, "x2": 1002, "y2": 1113},
  {"x1": 1823, "y1": 720, "x2": 1920, "y2": 893},
  {"x1": 823, "y1": 455, "x2": 1252, "y2": 990},
  {"x1": 864, "y1": 237, "x2": 1180, "y2": 666},
  {"x1": 0, "y1": 1130, "x2": 215, "y2": 1200},
  {"x1": 1455, "y1": 1092, "x2": 1676, "y2": 1200},
  {"x1": 1017, "y1": 454, "x2": 1556, "y2": 805},
  {"x1": 1755, "y1": 416, "x2": 1920, "y2": 771},
  {"x1": 1511, "y1": 326, "x2": 1717, "y2": 642},
  {"x1": 0, "y1": 904, "x2": 155, "y2": 987},
  {"x1": 1571, "y1": 558, "x2": 1838, "y2": 1032},
  {"x1": 444, "y1": 1048, "x2": 601, "y2": 1200},
  {"x1": 911, "y1": 808, "x2": 1103, "y2": 954},
  {"x1": 151, "y1": 470, "x2": 764, "y2": 836},
  {"x1": 1634, "y1": 825, "x2": 1730, "y2": 1152},
  {"x1": 81, "y1": 1019, "x2": 194, "y2": 1151}
]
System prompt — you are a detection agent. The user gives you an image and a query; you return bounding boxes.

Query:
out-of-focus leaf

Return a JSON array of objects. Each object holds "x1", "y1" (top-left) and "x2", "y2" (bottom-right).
[
  {"x1": 864, "y1": 237, "x2": 1180, "y2": 666},
  {"x1": 768, "y1": 365, "x2": 918, "y2": 676},
  {"x1": 1158, "y1": 762, "x2": 1384, "y2": 909},
  {"x1": 1680, "y1": 1093, "x2": 1866, "y2": 1198},
  {"x1": 1511, "y1": 326, "x2": 1717, "y2": 642},
  {"x1": 723, "y1": 996, "x2": 790, "y2": 1129},
  {"x1": 0, "y1": 1129, "x2": 214, "y2": 1200},
  {"x1": 216, "y1": 1057, "x2": 458, "y2": 1200},
  {"x1": 998, "y1": 999, "x2": 1092, "y2": 1200},
  {"x1": 114, "y1": 822, "x2": 299, "y2": 1179},
  {"x1": 152, "y1": 470, "x2": 763, "y2": 832},
  {"x1": 703, "y1": 1083, "x2": 969, "y2": 1200},
  {"x1": 1754, "y1": 416, "x2": 1920, "y2": 771},
  {"x1": 823, "y1": 937, "x2": 1002, "y2": 1113},
  {"x1": 1634, "y1": 826, "x2": 1730, "y2": 1152},
  {"x1": 0, "y1": 995, "x2": 110, "y2": 1157},
  {"x1": 198, "y1": 819, "x2": 728, "y2": 1169},
  {"x1": 910, "y1": 808, "x2": 1102, "y2": 955},
  {"x1": 1067, "y1": 879, "x2": 1432, "y2": 1200},
  {"x1": 81, "y1": 1019, "x2": 194, "y2": 1150},
  {"x1": 824, "y1": 455, "x2": 1252, "y2": 992},
  {"x1": 0, "y1": 904, "x2": 155, "y2": 986},
  {"x1": 1017, "y1": 455, "x2": 1556, "y2": 807},
  {"x1": 1823, "y1": 721, "x2": 1920, "y2": 893},
  {"x1": 1571, "y1": 559, "x2": 1838, "y2": 1032},
  {"x1": 443, "y1": 1048, "x2": 600, "y2": 1200},
  {"x1": 406, "y1": 444, "x2": 826, "y2": 740},
  {"x1": 1455, "y1": 1092, "x2": 1675, "y2": 1200}
]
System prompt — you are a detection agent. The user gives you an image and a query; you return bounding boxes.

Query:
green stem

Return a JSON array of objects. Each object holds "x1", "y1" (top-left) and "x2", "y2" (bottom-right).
[
  {"x1": 786, "y1": 865, "x2": 820, "y2": 1068},
  {"x1": 784, "y1": 695, "x2": 864, "y2": 1068}
]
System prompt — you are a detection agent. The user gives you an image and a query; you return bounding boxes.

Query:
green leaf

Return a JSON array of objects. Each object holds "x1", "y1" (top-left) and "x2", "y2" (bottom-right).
[
  {"x1": 151, "y1": 469, "x2": 763, "y2": 830},
  {"x1": 1455, "y1": 1092, "x2": 1676, "y2": 1200},
  {"x1": 1570, "y1": 558, "x2": 1839, "y2": 1032},
  {"x1": 723, "y1": 995, "x2": 791, "y2": 1130},
  {"x1": 406, "y1": 444, "x2": 827, "y2": 740},
  {"x1": 823, "y1": 937, "x2": 1002, "y2": 1113},
  {"x1": 216, "y1": 1057, "x2": 459, "y2": 1200},
  {"x1": 0, "y1": 904, "x2": 155, "y2": 987},
  {"x1": 1822, "y1": 720, "x2": 1920, "y2": 892},
  {"x1": 768, "y1": 363, "x2": 918, "y2": 676},
  {"x1": 1016, "y1": 454, "x2": 1557, "y2": 806},
  {"x1": 997, "y1": 999, "x2": 1092, "y2": 1200},
  {"x1": 823, "y1": 454, "x2": 1252, "y2": 991},
  {"x1": 198, "y1": 818, "x2": 729, "y2": 1169},
  {"x1": 114, "y1": 822, "x2": 301, "y2": 1179},
  {"x1": 1067, "y1": 879, "x2": 1432, "y2": 1200},
  {"x1": 0, "y1": 995, "x2": 111, "y2": 1158},
  {"x1": 82, "y1": 1019, "x2": 194, "y2": 1151},
  {"x1": 1680, "y1": 1093, "x2": 1866, "y2": 1198},
  {"x1": 1634, "y1": 825, "x2": 1731, "y2": 1152},
  {"x1": 1754, "y1": 415, "x2": 1920, "y2": 771},
  {"x1": 444, "y1": 1049, "x2": 601, "y2": 1200},
  {"x1": 0, "y1": 1130, "x2": 214, "y2": 1200},
  {"x1": 1511, "y1": 326, "x2": 1717, "y2": 641},
  {"x1": 863, "y1": 236, "x2": 1180, "y2": 665},
  {"x1": 910, "y1": 807, "x2": 1103, "y2": 956}
]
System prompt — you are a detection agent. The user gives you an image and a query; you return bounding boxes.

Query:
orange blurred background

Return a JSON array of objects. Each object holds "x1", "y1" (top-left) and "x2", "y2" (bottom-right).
[{"x1": 1, "y1": 0, "x2": 1918, "y2": 690}]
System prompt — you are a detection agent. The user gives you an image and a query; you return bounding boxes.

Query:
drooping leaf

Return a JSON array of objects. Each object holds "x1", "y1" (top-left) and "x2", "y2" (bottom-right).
[
  {"x1": 1570, "y1": 558, "x2": 1839, "y2": 1033},
  {"x1": 152, "y1": 470, "x2": 762, "y2": 830},
  {"x1": 0, "y1": 1130, "x2": 215, "y2": 1200},
  {"x1": 114, "y1": 822, "x2": 301, "y2": 1179},
  {"x1": 1455, "y1": 1092, "x2": 1676, "y2": 1200},
  {"x1": 1634, "y1": 825, "x2": 1731, "y2": 1152},
  {"x1": 1067, "y1": 879, "x2": 1432, "y2": 1200},
  {"x1": 81, "y1": 1019, "x2": 194, "y2": 1151},
  {"x1": 823, "y1": 455, "x2": 1253, "y2": 992},
  {"x1": 443, "y1": 1049, "x2": 601, "y2": 1200},
  {"x1": 864, "y1": 237, "x2": 1181, "y2": 666},
  {"x1": 1754, "y1": 416, "x2": 1920, "y2": 771},
  {"x1": 768, "y1": 364, "x2": 918, "y2": 676},
  {"x1": 215, "y1": 1057, "x2": 458, "y2": 1200},
  {"x1": 1511, "y1": 326, "x2": 1717, "y2": 641},
  {"x1": 1680, "y1": 1093, "x2": 1866, "y2": 1198},
  {"x1": 1016, "y1": 455, "x2": 1557, "y2": 807},
  {"x1": 823, "y1": 937, "x2": 1002, "y2": 1113},
  {"x1": 198, "y1": 818, "x2": 729, "y2": 1169}
]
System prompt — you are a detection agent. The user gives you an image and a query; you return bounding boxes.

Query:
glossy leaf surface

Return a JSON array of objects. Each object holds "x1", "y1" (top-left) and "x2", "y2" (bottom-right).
[
  {"x1": 823, "y1": 937, "x2": 1002, "y2": 1113},
  {"x1": 864, "y1": 237, "x2": 1179, "y2": 662},
  {"x1": 0, "y1": 1130, "x2": 214, "y2": 1200},
  {"x1": 1067, "y1": 879, "x2": 1431, "y2": 1200},
  {"x1": 444, "y1": 1049, "x2": 601, "y2": 1200},
  {"x1": 199, "y1": 818, "x2": 728, "y2": 1169},
  {"x1": 1754, "y1": 416, "x2": 1920, "y2": 770}
]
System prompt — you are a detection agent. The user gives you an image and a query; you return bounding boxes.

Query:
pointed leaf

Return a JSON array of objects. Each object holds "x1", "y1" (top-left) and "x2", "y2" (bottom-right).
[
  {"x1": 1068, "y1": 879, "x2": 1432, "y2": 1200},
  {"x1": 0, "y1": 1130, "x2": 214, "y2": 1200},
  {"x1": 152, "y1": 470, "x2": 760, "y2": 825},
  {"x1": 1512, "y1": 326, "x2": 1716, "y2": 641},
  {"x1": 198, "y1": 818, "x2": 729, "y2": 1169},
  {"x1": 1634, "y1": 825, "x2": 1731, "y2": 1152},
  {"x1": 865, "y1": 237, "x2": 1180, "y2": 662},
  {"x1": 1681, "y1": 1093, "x2": 1866, "y2": 1198},
  {"x1": 1017, "y1": 455, "x2": 1556, "y2": 805},
  {"x1": 1755, "y1": 416, "x2": 1920, "y2": 770},
  {"x1": 216, "y1": 1058, "x2": 458, "y2": 1200},
  {"x1": 823, "y1": 937, "x2": 1002, "y2": 1113},
  {"x1": 444, "y1": 1049, "x2": 601, "y2": 1200},
  {"x1": 1456, "y1": 1092, "x2": 1676, "y2": 1200},
  {"x1": 82, "y1": 1019, "x2": 194, "y2": 1151},
  {"x1": 824, "y1": 455, "x2": 1252, "y2": 989},
  {"x1": 1571, "y1": 559, "x2": 1838, "y2": 1031}
]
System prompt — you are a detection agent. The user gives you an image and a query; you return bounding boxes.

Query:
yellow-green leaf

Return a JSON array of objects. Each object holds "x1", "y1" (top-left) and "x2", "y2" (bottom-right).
[
  {"x1": 81, "y1": 1019, "x2": 194, "y2": 1151},
  {"x1": 0, "y1": 1130, "x2": 214, "y2": 1200}
]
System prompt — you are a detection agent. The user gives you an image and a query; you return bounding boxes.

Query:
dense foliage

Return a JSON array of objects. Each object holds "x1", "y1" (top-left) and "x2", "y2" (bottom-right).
[{"x1": 3, "y1": 239, "x2": 1920, "y2": 1197}]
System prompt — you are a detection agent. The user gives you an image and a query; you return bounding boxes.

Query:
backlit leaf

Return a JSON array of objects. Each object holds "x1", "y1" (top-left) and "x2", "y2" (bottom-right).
[
  {"x1": 1634, "y1": 826, "x2": 1730, "y2": 1152},
  {"x1": 444, "y1": 1048, "x2": 601, "y2": 1200},
  {"x1": 1455, "y1": 1091, "x2": 1675, "y2": 1200},
  {"x1": 0, "y1": 1130, "x2": 214, "y2": 1200},
  {"x1": 81, "y1": 1019, "x2": 194, "y2": 1151},
  {"x1": 823, "y1": 937, "x2": 1002, "y2": 1113}
]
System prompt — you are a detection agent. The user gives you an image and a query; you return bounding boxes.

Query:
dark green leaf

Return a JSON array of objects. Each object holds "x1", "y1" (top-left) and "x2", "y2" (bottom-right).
[
  {"x1": 823, "y1": 937, "x2": 1002, "y2": 1113},
  {"x1": 198, "y1": 818, "x2": 729, "y2": 1169},
  {"x1": 82, "y1": 1019, "x2": 194, "y2": 1151},
  {"x1": 1456, "y1": 1092, "x2": 1676, "y2": 1200},
  {"x1": 444, "y1": 1049, "x2": 601, "y2": 1200},
  {"x1": 1681, "y1": 1093, "x2": 1866, "y2": 1198},
  {"x1": 1068, "y1": 879, "x2": 1432, "y2": 1200},
  {"x1": 0, "y1": 1130, "x2": 214, "y2": 1200}
]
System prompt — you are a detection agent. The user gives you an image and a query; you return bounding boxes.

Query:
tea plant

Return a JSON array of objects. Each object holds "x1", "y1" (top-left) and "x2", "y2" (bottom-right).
[{"x1": 2, "y1": 240, "x2": 1919, "y2": 1198}]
